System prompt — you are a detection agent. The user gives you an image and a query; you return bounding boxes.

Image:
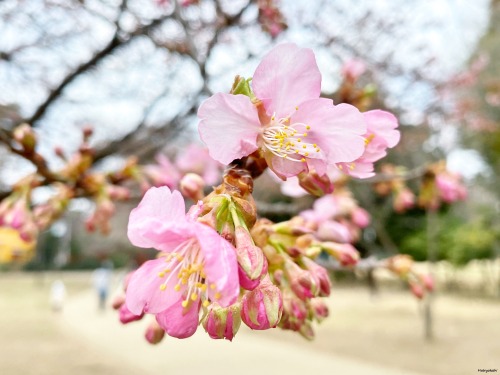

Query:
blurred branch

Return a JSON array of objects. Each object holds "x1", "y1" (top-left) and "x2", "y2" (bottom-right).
[{"x1": 22, "y1": 13, "x2": 173, "y2": 127}]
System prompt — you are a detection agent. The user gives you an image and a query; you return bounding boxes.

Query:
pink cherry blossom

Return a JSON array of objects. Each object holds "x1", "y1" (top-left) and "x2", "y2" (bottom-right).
[
  {"x1": 198, "y1": 43, "x2": 366, "y2": 179},
  {"x1": 337, "y1": 110, "x2": 400, "y2": 178},
  {"x1": 125, "y1": 186, "x2": 239, "y2": 339},
  {"x1": 435, "y1": 172, "x2": 467, "y2": 203},
  {"x1": 341, "y1": 59, "x2": 366, "y2": 82}
]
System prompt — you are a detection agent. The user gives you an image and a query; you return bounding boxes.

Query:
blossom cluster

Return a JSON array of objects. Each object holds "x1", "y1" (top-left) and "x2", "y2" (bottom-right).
[{"x1": 116, "y1": 43, "x2": 413, "y2": 342}]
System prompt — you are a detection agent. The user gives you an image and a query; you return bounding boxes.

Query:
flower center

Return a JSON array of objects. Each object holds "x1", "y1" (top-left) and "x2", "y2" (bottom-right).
[
  {"x1": 262, "y1": 113, "x2": 321, "y2": 162},
  {"x1": 156, "y1": 239, "x2": 221, "y2": 309}
]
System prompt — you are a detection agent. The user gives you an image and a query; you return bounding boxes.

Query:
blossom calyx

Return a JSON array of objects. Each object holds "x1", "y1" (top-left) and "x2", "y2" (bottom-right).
[
  {"x1": 241, "y1": 276, "x2": 283, "y2": 330},
  {"x1": 202, "y1": 303, "x2": 242, "y2": 341}
]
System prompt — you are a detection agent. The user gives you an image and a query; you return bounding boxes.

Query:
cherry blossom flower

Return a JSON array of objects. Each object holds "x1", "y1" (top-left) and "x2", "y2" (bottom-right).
[
  {"x1": 341, "y1": 59, "x2": 366, "y2": 82},
  {"x1": 125, "y1": 187, "x2": 239, "y2": 339},
  {"x1": 336, "y1": 110, "x2": 400, "y2": 178},
  {"x1": 198, "y1": 43, "x2": 366, "y2": 180}
]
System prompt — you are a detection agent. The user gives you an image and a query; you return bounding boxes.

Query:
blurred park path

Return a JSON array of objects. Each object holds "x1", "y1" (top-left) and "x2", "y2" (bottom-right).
[
  {"x1": 2, "y1": 272, "x2": 499, "y2": 375},
  {"x1": 62, "y1": 288, "x2": 425, "y2": 375}
]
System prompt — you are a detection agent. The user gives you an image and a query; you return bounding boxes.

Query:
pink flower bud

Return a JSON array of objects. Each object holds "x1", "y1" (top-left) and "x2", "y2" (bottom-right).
[
  {"x1": 179, "y1": 173, "x2": 205, "y2": 201},
  {"x1": 202, "y1": 303, "x2": 241, "y2": 341},
  {"x1": 299, "y1": 321, "x2": 315, "y2": 340},
  {"x1": 394, "y1": 187, "x2": 415, "y2": 213},
  {"x1": 107, "y1": 185, "x2": 130, "y2": 200},
  {"x1": 241, "y1": 277, "x2": 283, "y2": 330},
  {"x1": 284, "y1": 260, "x2": 319, "y2": 300},
  {"x1": 297, "y1": 170, "x2": 334, "y2": 197},
  {"x1": 351, "y1": 207, "x2": 370, "y2": 228},
  {"x1": 145, "y1": 320, "x2": 165, "y2": 344},
  {"x1": 280, "y1": 293, "x2": 308, "y2": 331},
  {"x1": 301, "y1": 257, "x2": 331, "y2": 297},
  {"x1": 409, "y1": 282, "x2": 424, "y2": 299},
  {"x1": 342, "y1": 59, "x2": 366, "y2": 82},
  {"x1": 309, "y1": 298, "x2": 329, "y2": 322},
  {"x1": 316, "y1": 221, "x2": 352, "y2": 243},
  {"x1": 111, "y1": 294, "x2": 125, "y2": 310},
  {"x1": 420, "y1": 274, "x2": 434, "y2": 292},
  {"x1": 119, "y1": 303, "x2": 144, "y2": 324},
  {"x1": 235, "y1": 227, "x2": 266, "y2": 289},
  {"x1": 322, "y1": 242, "x2": 360, "y2": 267}
]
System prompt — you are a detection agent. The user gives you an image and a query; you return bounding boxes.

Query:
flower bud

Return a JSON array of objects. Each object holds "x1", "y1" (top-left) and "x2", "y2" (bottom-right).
[
  {"x1": 386, "y1": 254, "x2": 413, "y2": 277},
  {"x1": 420, "y1": 274, "x2": 434, "y2": 292},
  {"x1": 301, "y1": 257, "x2": 331, "y2": 297},
  {"x1": 111, "y1": 294, "x2": 125, "y2": 310},
  {"x1": 180, "y1": 173, "x2": 205, "y2": 201},
  {"x1": 297, "y1": 170, "x2": 334, "y2": 197},
  {"x1": 13, "y1": 123, "x2": 36, "y2": 153},
  {"x1": 409, "y1": 282, "x2": 424, "y2": 299},
  {"x1": 284, "y1": 260, "x2": 319, "y2": 300},
  {"x1": 351, "y1": 207, "x2": 370, "y2": 228},
  {"x1": 119, "y1": 303, "x2": 143, "y2": 324},
  {"x1": 280, "y1": 293, "x2": 308, "y2": 331},
  {"x1": 394, "y1": 187, "x2": 415, "y2": 213},
  {"x1": 316, "y1": 221, "x2": 352, "y2": 243},
  {"x1": 238, "y1": 257, "x2": 268, "y2": 291},
  {"x1": 202, "y1": 303, "x2": 241, "y2": 341},
  {"x1": 145, "y1": 320, "x2": 165, "y2": 344},
  {"x1": 234, "y1": 227, "x2": 266, "y2": 288},
  {"x1": 309, "y1": 298, "x2": 329, "y2": 322},
  {"x1": 241, "y1": 276, "x2": 282, "y2": 330},
  {"x1": 322, "y1": 242, "x2": 360, "y2": 267},
  {"x1": 298, "y1": 321, "x2": 315, "y2": 340}
]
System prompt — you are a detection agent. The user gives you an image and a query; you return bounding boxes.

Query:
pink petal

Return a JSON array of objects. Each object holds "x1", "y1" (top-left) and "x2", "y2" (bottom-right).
[
  {"x1": 156, "y1": 300, "x2": 201, "y2": 339},
  {"x1": 279, "y1": 177, "x2": 307, "y2": 198},
  {"x1": 198, "y1": 93, "x2": 261, "y2": 165},
  {"x1": 128, "y1": 187, "x2": 186, "y2": 249},
  {"x1": 312, "y1": 194, "x2": 339, "y2": 222},
  {"x1": 194, "y1": 223, "x2": 239, "y2": 307},
  {"x1": 253, "y1": 43, "x2": 321, "y2": 119},
  {"x1": 125, "y1": 258, "x2": 185, "y2": 315},
  {"x1": 291, "y1": 99, "x2": 366, "y2": 164},
  {"x1": 265, "y1": 153, "x2": 307, "y2": 179},
  {"x1": 364, "y1": 110, "x2": 400, "y2": 148},
  {"x1": 336, "y1": 160, "x2": 375, "y2": 179}
]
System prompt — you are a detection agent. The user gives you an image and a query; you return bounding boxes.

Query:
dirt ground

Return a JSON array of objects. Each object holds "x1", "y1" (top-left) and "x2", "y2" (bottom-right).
[{"x1": 0, "y1": 272, "x2": 499, "y2": 375}]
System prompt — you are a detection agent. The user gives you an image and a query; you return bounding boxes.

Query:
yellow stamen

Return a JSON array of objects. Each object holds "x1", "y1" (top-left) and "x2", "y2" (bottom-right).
[
  {"x1": 159, "y1": 284, "x2": 166, "y2": 291},
  {"x1": 181, "y1": 300, "x2": 189, "y2": 308},
  {"x1": 191, "y1": 293, "x2": 198, "y2": 301}
]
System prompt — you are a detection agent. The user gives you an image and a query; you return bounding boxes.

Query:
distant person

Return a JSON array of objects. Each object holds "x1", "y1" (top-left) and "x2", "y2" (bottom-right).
[
  {"x1": 92, "y1": 261, "x2": 113, "y2": 310},
  {"x1": 50, "y1": 279, "x2": 66, "y2": 312}
]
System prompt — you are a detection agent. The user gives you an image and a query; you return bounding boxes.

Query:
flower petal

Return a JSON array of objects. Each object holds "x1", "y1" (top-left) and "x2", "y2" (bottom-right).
[
  {"x1": 156, "y1": 300, "x2": 201, "y2": 339},
  {"x1": 364, "y1": 110, "x2": 400, "y2": 148},
  {"x1": 128, "y1": 187, "x2": 186, "y2": 249},
  {"x1": 291, "y1": 99, "x2": 366, "y2": 163},
  {"x1": 252, "y1": 43, "x2": 321, "y2": 119},
  {"x1": 194, "y1": 223, "x2": 239, "y2": 307},
  {"x1": 198, "y1": 93, "x2": 260, "y2": 165},
  {"x1": 125, "y1": 258, "x2": 185, "y2": 315}
]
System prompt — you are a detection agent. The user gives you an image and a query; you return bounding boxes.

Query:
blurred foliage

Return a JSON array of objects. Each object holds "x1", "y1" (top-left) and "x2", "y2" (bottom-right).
[{"x1": 396, "y1": 212, "x2": 498, "y2": 266}]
